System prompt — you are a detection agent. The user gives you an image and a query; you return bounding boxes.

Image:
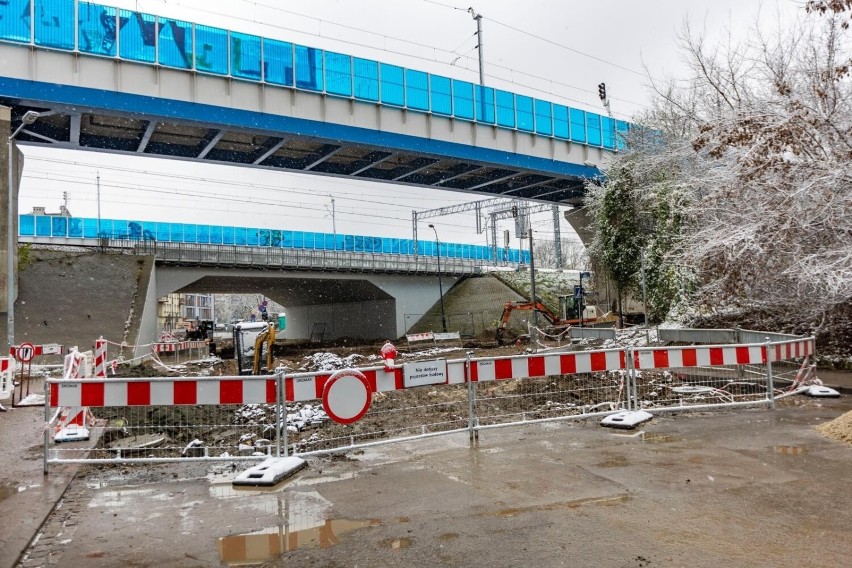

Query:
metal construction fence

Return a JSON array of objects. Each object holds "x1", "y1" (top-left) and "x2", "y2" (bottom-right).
[{"x1": 43, "y1": 332, "x2": 821, "y2": 469}]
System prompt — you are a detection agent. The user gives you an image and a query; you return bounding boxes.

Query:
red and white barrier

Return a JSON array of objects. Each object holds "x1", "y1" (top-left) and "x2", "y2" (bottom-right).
[
  {"x1": 768, "y1": 338, "x2": 815, "y2": 362},
  {"x1": 94, "y1": 337, "x2": 108, "y2": 378},
  {"x1": 633, "y1": 344, "x2": 767, "y2": 370},
  {"x1": 0, "y1": 356, "x2": 13, "y2": 399},
  {"x1": 49, "y1": 336, "x2": 818, "y2": 412},
  {"x1": 54, "y1": 348, "x2": 96, "y2": 442}
]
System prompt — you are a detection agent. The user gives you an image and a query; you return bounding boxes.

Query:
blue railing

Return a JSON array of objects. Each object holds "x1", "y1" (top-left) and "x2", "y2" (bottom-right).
[
  {"x1": 0, "y1": 0, "x2": 629, "y2": 150},
  {"x1": 19, "y1": 215, "x2": 531, "y2": 264}
]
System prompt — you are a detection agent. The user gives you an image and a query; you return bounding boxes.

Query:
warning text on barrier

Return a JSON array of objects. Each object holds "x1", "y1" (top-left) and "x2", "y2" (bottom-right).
[{"x1": 403, "y1": 359, "x2": 448, "y2": 388}]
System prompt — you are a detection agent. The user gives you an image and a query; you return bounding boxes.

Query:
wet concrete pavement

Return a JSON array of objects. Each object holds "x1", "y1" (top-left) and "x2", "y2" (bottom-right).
[
  {"x1": 2, "y1": 371, "x2": 852, "y2": 568},
  {"x1": 3, "y1": 394, "x2": 850, "y2": 567}
]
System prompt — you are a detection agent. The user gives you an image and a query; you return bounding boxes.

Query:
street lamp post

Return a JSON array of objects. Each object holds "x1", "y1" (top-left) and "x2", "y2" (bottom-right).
[
  {"x1": 428, "y1": 224, "x2": 447, "y2": 333},
  {"x1": 7, "y1": 110, "x2": 41, "y2": 352}
]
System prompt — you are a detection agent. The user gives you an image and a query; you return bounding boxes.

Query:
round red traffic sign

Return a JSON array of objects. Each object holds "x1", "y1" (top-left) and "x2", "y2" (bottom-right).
[
  {"x1": 322, "y1": 369, "x2": 372, "y2": 425},
  {"x1": 16, "y1": 342, "x2": 35, "y2": 362}
]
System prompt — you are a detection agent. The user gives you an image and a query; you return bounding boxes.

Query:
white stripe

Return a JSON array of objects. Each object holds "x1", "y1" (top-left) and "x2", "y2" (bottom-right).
[
  {"x1": 375, "y1": 370, "x2": 397, "y2": 392},
  {"x1": 151, "y1": 381, "x2": 174, "y2": 405},
  {"x1": 197, "y1": 381, "x2": 219, "y2": 405},
  {"x1": 447, "y1": 361, "x2": 466, "y2": 385},
  {"x1": 748, "y1": 346, "x2": 763, "y2": 364},
  {"x1": 544, "y1": 355, "x2": 561, "y2": 376},
  {"x1": 667, "y1": 349, "x2": 683, "y2": 368},
  {"x1": 695, "y1": 348, "x2": 711, "y2": 366},
  {"x1": 575, "y1": 353, "x2": 591, "y2": 374},
  {"x1": 637, "y1": 350, "x2": 654, "y2": 369},
  {"x1": 56, "y1": 382, "x2": 82, "y2": 406},
  {"x1": 104, "y1": 381, "x2": 127, "y2": 406},
  {"x1": 293, "y1": 377, "x2": 316, "y2": 401},
  {"x1": 243, "y1": 378, "x2": 266, "y2": 404},
  {"x1": 476, "y1": 360, "x2": 495, "y2": 381},
  {"x1": 511, "y1": 357, "x2": 529, "y2": 379},
  {"x1": 605, "y1": 351, "x2": 622, "y2": 370},
  {"x1": 722, "y1": 347, "x2": 737, "y2": 366}
]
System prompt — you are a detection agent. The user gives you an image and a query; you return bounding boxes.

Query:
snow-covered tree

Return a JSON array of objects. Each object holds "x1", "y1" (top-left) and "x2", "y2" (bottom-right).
[{"x1": 588, "y1": 5, "x2": 851, "y2": 340}]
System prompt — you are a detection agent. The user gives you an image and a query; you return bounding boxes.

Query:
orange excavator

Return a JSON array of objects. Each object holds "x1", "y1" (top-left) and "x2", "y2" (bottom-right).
[{"x1": 495, "y1": 297, "x2": 596, "y2": 345}]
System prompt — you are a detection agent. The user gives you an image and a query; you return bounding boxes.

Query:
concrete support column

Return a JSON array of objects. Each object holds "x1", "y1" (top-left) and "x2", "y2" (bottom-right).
[
  {"x1": 1, "y1": 106, "x2": 23, "y2": 350},
  {"x1": 563, "y1": 207, "x2": 593, "y2": 246}
]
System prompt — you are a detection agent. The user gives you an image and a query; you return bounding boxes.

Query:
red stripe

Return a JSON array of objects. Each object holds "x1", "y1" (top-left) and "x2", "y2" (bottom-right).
[
  {"x1": 709, "y1": 348, "x2": 724, "y2": 366},
  {"x1": 736, "y1": 346, "x2": 750, "y2": 364},
  {"x1": 128, "y1": 382, "x2": 150, "y2": 406},
  {"x1": 760, "y1": 346, "x2": 767, "y2": 364},
  {"x1": 495, "y1": 359, "x2": 512, "y2": 380},
  {"x1": 590, "y1": 352, "x2": 606, "y2": 372},
  {"x1": 394, "y1": 368, "x2": 404, "y2": 390},
  {"x1": 81, "y1": 383, "x2": 104, "y2": 407},
  {"x1": 653, "y1": 350, "x2": 669, "y2": 369},
  {"x1": 284, "y1": 377, "x2": 294, "y2": 402},
  {"x1": 470, "y1": 361, "x2": 479, "y2": 382},
  {"x1": 528, "y1": 356, "x2": 545, "y2": 377},
  {"x1": 560, "y1": 354, "x2": 576, "y2": 374},
  {"x1": 220, "y1": 380, "x2": 243, "y2": 404},
  {"x1": 314, "y1": 375, "x2": 330, "y2": 398},
  {"x1": 266, "y1": 379, "x2": 277, "y2": 403},
  {"x1": 362, "y1": 370, "x2": 378, "y2": 393},
  {"x1": 682, "y1": 349, "x2": 697, "y2": 367},
  {"x1": 50, "y1": 382, "x2": 58, "y2": 406},
  {"x1": 619, "y1": 351, "x2": 626, "y2": 370},
  {"x1": 174, "y1": 381, "x2": 197, "y2": 405}
]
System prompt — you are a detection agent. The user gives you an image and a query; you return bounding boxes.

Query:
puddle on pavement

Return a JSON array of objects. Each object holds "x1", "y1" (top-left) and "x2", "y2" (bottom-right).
[
  {"x1": 482, "y1": 494, "x2": 630, "y2": 517},
  {"x1": 0, "y1": 482, "x2": 21, "y2": 501},
  {"x1": 217, "y1": 518, "x2": 381, "y2": 565},
  {"x1": 641, "y1": 433, "x2": 681, "y2": 444},
  {"x1": 774, "y1": 446, "x2": 807, "y2": 455},
  {"x1": 382, "y1": 537, "x2": 412, "y2": 549},
  {"x1": 595, "y1": 454, "x2": 629, "y2": 468}
]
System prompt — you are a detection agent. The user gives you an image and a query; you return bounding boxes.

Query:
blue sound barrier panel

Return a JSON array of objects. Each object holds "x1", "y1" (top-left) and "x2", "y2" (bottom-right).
[
  {"x1": 379, "y1": 63, "x2": 404, "y2": 106},
  {"x1": 262, "y1": 38, "x2": 293, "y2": 86},
  {"x1": 119, "y1": 9, "x2": 155, "y2": 63},
  {"x1": 0, "y1": 0, "x2": 32, "y2": 43},
  {"x1": 325, "y1": 51, "x2": 352, "y2": 97},
  {"x1": 535, "y1": 100, "x2": 552, "y2": 136},
  {"x1": 569, "y1": 108, "x2": 586, "y2": 144},
  {"x1": 157, "y1": 17, "x2": 193, "y2": 69},
  {"x1": 452, "y1": 80, "x2": 474, "y2": 120},
  {"x1": 295, "y1": 45, "x2": 322, "y2": 91},
  {"x1": 475, "y1": 86, "x2": 495, "y2": 124},
  {"x1": 35, "y1": 0, "x2": 74, "y2": 49},
  {"x1": 496, "y1": 90, "x2": 515, "y2": 128},
  {"x1": 354, "y1": 57, "x2": 379, "y2": 101},
  {"x1": 194, "y1": 24, "x2": 228, "y2": 75},
  {"x1": 230, "y1": 32, "x2": 261, "y2": 80},
  {"x1": 430, "y1": 74, "x2": 452, "y2": 116},
  {"x1": 78, "y1": 2, "x2": 116, "y2": 56},
  {"x1": 586, "y1": 112, "x2": 602, "y2": 147},
  {"x1": 404, "y1": 69, "x2": 429, "y2": 111},
  {"x1": 516, "y1": 95, "x2": 534, "y2": 132}
]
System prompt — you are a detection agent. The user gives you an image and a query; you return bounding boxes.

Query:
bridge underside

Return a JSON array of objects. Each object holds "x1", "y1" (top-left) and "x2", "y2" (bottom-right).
[
  {"x1": 3, "y1": 100, "x2": 587, "y2": 205},
  {"x1": 0, "y1": 42, "x2": 606, "y2": 206},
  {"x1": 154, "y1": 267, "x2": 455, "y2": 345}
]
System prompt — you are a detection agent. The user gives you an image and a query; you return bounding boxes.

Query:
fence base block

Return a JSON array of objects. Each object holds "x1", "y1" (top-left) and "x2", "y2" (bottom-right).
[
  {"x1": 601, "y1": 410, "x2": 654, "y2": 429},
  {"x1": 804, "y1": 385, "x2": 840, "y2": 398},
  {"x1": 54, "y1": 426, "x2": 91, "y2": 443},
  {"x1": 232, "y1": 457, "x2": 306, "y2": 487}
]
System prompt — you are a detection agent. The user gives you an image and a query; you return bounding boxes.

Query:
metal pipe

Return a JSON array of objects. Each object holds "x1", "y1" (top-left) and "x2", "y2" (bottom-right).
[{"x1": 428, "y1": 224, "x2": 447, "y2": 333}]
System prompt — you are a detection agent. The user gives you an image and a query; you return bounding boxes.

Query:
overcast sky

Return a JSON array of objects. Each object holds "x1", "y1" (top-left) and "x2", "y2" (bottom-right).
[{"x1": 17, "y1": 0, "x2": 802, "y2": 247}]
